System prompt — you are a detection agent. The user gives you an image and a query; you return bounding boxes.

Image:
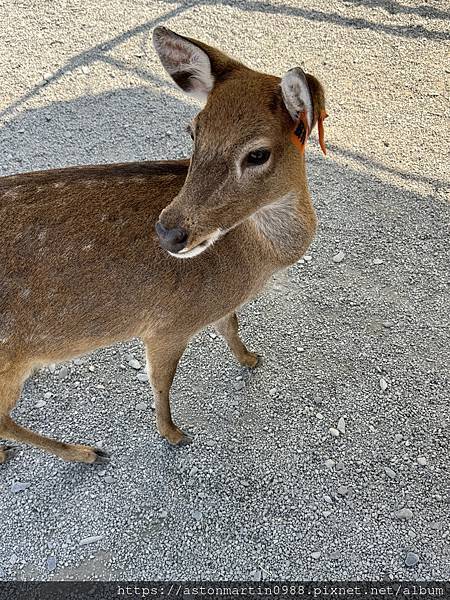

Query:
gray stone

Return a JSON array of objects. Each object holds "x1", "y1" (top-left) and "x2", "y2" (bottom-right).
[
  {"x1": 58, "y1": 366, "x2": 69, "y2": 379},
  {"x1": 405, "y1": 552, "x2": 419, "y2": 567},
  {"x1": 337, "y1": 485, "x2": 348, "y2": 496},
  {"x1": 332, "y1": 250, "x2": 345, "y2": 263},
  {"x1": 46, "y1": 556, "x2": 56, "y2": 572},
  {"x1": 329, "y1": 427, "x2": 340, "y2": 437},
  {"x1": 79, "y1": 535, "x2": 104, "y2": 546},
  {"x1": 379, "y1": 377, "x2": 388, "y2": 391},
  {"x1": 395, "y1": 508, "x2": 413, "y2": 520},
  {"x1": 128, "y1": 358, "x2": 141, "y2": 370},
  {"x1": 337, "y1": 417, "x2": 346, "y2": 434},
  {"x1": 192, "y1": 510, "x2": 203, "y2": 521},
  {"x1": 11, "y1": 482, "x2": 31, "y2": 493},
  {"x1": 384, "y1": 466, "x2": 397, "y2": 479}
]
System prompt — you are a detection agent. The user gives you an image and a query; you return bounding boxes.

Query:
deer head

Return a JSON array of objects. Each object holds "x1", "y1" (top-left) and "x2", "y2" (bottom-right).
[{"x1": 153, "y1": 27, "x2": 326, "y2": 258}]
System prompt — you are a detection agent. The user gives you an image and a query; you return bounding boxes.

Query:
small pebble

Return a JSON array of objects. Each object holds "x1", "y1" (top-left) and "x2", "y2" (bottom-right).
[
  {"x1": 383, "y1": 320, "x2": 394, "y2": 328},
  {"x1": 233, "y1": 381, "x2": 245, "y2": 391},
  {"x1": 311, "y1": 551, "x2": 321, "y2": 559},
  {"x1": 395, "y1": 508, "x2": 413, "y2": 520},
  {"x1": 335, "y1": 461, "x2": 345, "y2": 472},
  {"x1": 35, "y1": 400, "x2": 46, "y2": 408},
  {"x1": 337, "y1": 417, "x2": 346, "y2": 434},
  {"x1": 135, "y1": 402, "x2": 147, "y2": 411},
  {"x1": 43, "y1": 72, "x2": 54, "y2": 82},
  {"x1": 189, "y1": 466, "x2": 199, "y2": 477},
  {"x1": 373, "y1": 258, "x2": 384, "y2": 265},
  {"x1": 128, "y1": 358, "x2": 141, "y2": 370},
  {"x1": 337, "y1": 485, "x2": 348, "y2": 496},
  {"x1": 104, "y1": 476, "x2": 114, "y2": 484},
  {"x1": 405, "y1": 551, "x2": 419, "y2": 567},
  {"x1": 324, "y1": 459, "x2": 335, "y2": 469},
  {"x1": 46, "y1": 556, "x2": 56, "y2": 572},
  {"x1": 323, "y1": 495, "x2": 333, "y2": 504},
  {"x1": 79, "y1": 535, "x2": 103, "y2": 546},
  {"x1": 329, "y1": 427, "x2": 340, "y2": 437},
  {"x1": 208, "y1": 332, "x2": 217, "y2": 339},
  {"x1": 11, "y1": 482, "x2": 31, "y2": 493},
  {"x1": 58, "y1": 366, "x2": 69, "y2": 379},
  {"x1": 160, "y1": 509, "x2": 168, "y2": 519},
  {"x1": 332, "y1": 250, "x2": 345, "y2": 263},
  {"x1": 81, "y1": 65, "x2": 90, "y2": 74},
  {"x1": 136, "y1": 373, "x2": 148, "y2": 383},
  {"x1": 44, "y1": 391, "x2": 53, "y2": 399},
  {"x1": 394, "y1": 433, "x2": 403, "y2": 443},
  {"x1": 323, "y1": 510, "x2": 331, "y2": 517},
  {"x1": 384, "y1": 466, "x2": 397, "y2": 479},
  {"x1": 316, "y1": 413, "x2": 324, "y2": 420},
  {"x1": 304, "y1": 255, "x2": 312, "y2": 262},
  {"x1": 379, "y1": 377, "x2": 388, "y2": 391},
  {"x1": 417, "y1": 456, "x2": 427, "y2": 466},
  {"x1": 192, "y1": 510, "x2": 203, "y2": 521},
  {"x1": 329, "y1": 550, "x2": 341, "y2": 560}
]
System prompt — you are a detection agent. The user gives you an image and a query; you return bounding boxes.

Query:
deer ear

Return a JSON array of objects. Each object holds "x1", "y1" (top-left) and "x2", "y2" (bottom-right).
[
  {"x1": 281, "y1": 67, "x2": 328, "y2": 155},
  {"x1": 280, "y1": 67, "x2": 314, "y2": 132},
  {"x1": 153, "y1": 27, "x2": 215, "y2": 102}
]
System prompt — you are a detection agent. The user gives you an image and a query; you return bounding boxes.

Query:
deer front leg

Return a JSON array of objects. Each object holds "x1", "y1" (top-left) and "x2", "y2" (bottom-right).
[
  {"x1": 215, "y1": 312, "x2": 260, "y2": 368},
  {"x1": 143, "y1": 335, "x2": 191, "y2": 446}
]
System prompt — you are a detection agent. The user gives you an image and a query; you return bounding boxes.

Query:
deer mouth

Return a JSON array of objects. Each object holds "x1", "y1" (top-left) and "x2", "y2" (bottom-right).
[{"x1": 169, "y1": 228, "x2": 223, "y2": 259}]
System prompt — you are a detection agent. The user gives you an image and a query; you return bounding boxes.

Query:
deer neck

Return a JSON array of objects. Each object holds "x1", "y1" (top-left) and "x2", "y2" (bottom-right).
[{"x1": 249, "y1": 187, "x2": 316, "y2": 266}]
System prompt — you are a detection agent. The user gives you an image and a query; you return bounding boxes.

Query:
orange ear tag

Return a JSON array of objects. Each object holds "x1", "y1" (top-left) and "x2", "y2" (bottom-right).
[
  {"x1": 318, "y1": 110, "x2": 328, "y2": 156},
  {"x1": 291, "y1": 110, "x2": 310, "y2": 154}
]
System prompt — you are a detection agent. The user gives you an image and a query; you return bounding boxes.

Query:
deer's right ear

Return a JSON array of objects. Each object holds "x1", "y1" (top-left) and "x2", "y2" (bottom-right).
[{"x1": 153, "y1": 27, "x2": 214, "y2": 102}]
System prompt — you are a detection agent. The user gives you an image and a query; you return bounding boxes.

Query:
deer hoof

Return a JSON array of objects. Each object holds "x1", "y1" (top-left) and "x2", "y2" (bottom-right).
[
  {"x1": 91, "y1": 448, "x2": 110, "y2": 464},
  {"x1": 0, "y1": 445, "x2": 17, "y2": 464},
  {"x1": 164, "y1": 427, "x2": 192, "y2": 447},
  {"x1": 241, "y1": 351, "x2": 261, "y2": 368}
]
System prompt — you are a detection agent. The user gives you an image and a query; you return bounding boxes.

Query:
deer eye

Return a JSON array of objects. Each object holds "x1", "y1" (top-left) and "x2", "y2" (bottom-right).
[{"x1": 245, "y1": 148, "x2": 271, "y2": 167}]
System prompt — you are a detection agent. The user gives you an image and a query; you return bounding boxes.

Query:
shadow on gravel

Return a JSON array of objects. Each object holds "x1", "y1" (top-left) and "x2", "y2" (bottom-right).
[
  {"x1": 1, "y1": 0, "x2": 448, "y2": 122},
  {"x1": 0, "y1": 87, "x2": 197, "y2": 175}
]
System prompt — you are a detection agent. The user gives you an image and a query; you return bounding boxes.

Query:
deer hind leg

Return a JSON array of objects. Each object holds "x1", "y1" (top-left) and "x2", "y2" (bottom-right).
[
  {"x1": 144, "y1": 335, "x2": 191, "y2": 446},
  {"x1": 0, "y1": 360, "x2": 109, "y2": 464},
  {"x1": 214, "y1": 312, "x2": 260, "y2": 368}
]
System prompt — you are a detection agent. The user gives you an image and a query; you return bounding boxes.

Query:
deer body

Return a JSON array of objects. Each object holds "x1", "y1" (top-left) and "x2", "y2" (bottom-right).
[{"x1": 0, "y1": 28, "x2": 325, "y2": 465}]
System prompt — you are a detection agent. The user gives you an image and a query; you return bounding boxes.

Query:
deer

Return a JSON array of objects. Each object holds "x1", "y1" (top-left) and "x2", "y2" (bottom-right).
[{"x1": 0, "y1": 27, "x2": 327, "y2": 466}]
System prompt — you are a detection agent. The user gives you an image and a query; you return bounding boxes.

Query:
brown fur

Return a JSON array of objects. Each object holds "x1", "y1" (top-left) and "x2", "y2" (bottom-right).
[{"x1": 0, "y1": 32, "x2": 324, "y2": 464}]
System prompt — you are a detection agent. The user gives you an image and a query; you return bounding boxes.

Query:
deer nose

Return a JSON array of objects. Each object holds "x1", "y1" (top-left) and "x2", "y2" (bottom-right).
[{"x1": 155, "y1": 221, "x2": 188, "y2": 253}]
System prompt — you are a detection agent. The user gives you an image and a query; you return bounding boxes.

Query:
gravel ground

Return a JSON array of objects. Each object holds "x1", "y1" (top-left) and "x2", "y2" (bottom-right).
[{"x1": 0, "y1": 0, "x2": 449, "y2": 582}]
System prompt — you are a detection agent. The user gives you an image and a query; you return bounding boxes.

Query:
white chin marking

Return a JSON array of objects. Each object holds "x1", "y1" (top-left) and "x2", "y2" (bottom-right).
[{"x1": 169, "y1": 229, "x2": 223, "y2": 259}]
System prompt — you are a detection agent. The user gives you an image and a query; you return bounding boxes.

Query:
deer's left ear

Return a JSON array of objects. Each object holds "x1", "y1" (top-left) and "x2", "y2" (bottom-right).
[
  {"x1": 281, "y1": 67, "x2": 328, "y2": 154},
  {"x1": 153, "y1": 27, "x2": 239, "y2": 103}
]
